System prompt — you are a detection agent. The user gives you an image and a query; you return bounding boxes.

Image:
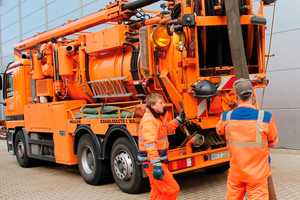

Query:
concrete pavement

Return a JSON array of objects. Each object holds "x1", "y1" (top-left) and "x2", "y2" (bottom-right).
[{"x1": 0, "y1": 139, "x2": 299, "y2": 200}]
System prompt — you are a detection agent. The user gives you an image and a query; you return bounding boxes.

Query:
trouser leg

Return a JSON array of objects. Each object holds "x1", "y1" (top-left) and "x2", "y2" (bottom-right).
[
  {"x1": 226, "y1": 177, "x2": 246, "y2": 200},
  {"x1": 246, "y1": 178, "x2": 268, "y2": 200},
  {"x1": 143, "y1": 162, "x2": 180, "y2": 200}
]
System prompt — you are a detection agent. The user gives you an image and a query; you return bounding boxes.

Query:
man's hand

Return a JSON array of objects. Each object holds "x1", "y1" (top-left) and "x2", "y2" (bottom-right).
[
  {"x1": 177, "y1": 109, "x2": 186, "y2": 123},
  {"x1": 153, "y1": 166, "x2": 164, "y2": 181}
]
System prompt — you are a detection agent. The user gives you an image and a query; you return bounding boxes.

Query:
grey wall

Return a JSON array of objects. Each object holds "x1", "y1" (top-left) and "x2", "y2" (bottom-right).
[
  {"x1": 0, "y1": 0, "x2": 299, "y2": 149},
  {"x1": 255, "y1": 1, "x2": 300, "y2": 149},
  {"x1": 0, "y1": 0, "x2": 116, "y2": 119}
]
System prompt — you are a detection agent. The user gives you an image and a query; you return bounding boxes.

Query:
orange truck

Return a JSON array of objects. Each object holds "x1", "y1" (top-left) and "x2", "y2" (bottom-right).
[{"x1": 1, "y1": 0, "x2": 272, "y2": 194}]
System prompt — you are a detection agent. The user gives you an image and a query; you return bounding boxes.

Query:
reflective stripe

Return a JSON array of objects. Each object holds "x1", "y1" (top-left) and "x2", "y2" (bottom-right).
[
  {"x1": 150, "y1": 155, "x2": 168, "y2": 165},
  {"x1": 138, "y1": 156, "x2": 149, "y2": 162},
  {"x1": 138, "y1": 112, "x2": 169, "y2": 164},
  {"x1": 159, "y1": 155, "x2": 168, "y2": 161},
  {"x1": 228, "y1": 140, "x2": 268, "y2": 148},
  {"x1": 256, "y1": 110, "x2": 264, "y2": 142},
  {"x1": 144, "y1": 142, "x2": 156, "y2": 148},
  {"x1": 174, "y1": 117, "x2": 181, "y2": 126},
  {"x1": 138, "y1": 153, "x2": 168, "y2": 163},
  {"x1": 151, "y1": 157, "x2": 161, "y2": 165},
  {"x1": 158, "y1": 136, "x2": 167, "y2": 142},
  {"x1": 167, "y1": 127, "x2": 170, "y2": 134},
  {"x1": 139, "y1": 135, "x2": 167, "y2": 145},
  {"x1": 226, "y1": 110, "x2": 268, "y2": 148}
]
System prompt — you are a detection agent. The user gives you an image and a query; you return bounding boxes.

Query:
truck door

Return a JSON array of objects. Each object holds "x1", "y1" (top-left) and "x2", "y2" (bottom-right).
[
  {"x1": 4, "y1": 68, "x2": 19, "y2": 119},
  {"x1": 3, "y1": 62, "x2": 31, "y2": 121}
]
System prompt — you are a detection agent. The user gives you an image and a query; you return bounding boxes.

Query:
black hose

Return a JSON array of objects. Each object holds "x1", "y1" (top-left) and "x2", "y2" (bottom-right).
[
  {"x1": 194, "y1": 0, "x2": 200, "y2": 16},
  {"x1": 122, "y1": 42, "x2": 146, "y2": 95},
  {"x1": 85, "y1": 52, "x2": 91, "y2": 82},
  {"x1": 171, "y1": 3, "x2": 181, "y2": 20},
  {"x1": 204, "y1": 0, "x2": 248, "y2": 68},
  {"x1": 122, "y1": 42, "x2": 136, "y2": 51},
  {"x1": 124, "y1": 31, "x2": 139, "y2": 35},
  {"x1": 122, "y1": 0, "x2": 160, "y2": 11},
  {"x1": 122, "y1": 42, "x2": 138, "y2": 80},
  {"x1": 85, "y1": 52, "x2": 95, "y2": 98},
  {"x1": 125, "y1": 36, "x2": 139, "y2": 43},
  {"x1": 130, "y1": 51, "x2": 139, "y2": 80},
  {"x1": 165, "y1": 20, "x2": 177, "y2": 36}
]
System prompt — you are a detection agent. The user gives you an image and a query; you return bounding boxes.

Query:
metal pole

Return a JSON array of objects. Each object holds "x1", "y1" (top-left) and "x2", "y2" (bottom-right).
[
  {"x1": 225, "y1": 2, "x2": 277, "y2": 199},
  {"x1": 224, "y1": 0, "x2": 249, "y2": 80},
  {"x1": 268, "y1": 175, "x2": 277, "y2": 200}
]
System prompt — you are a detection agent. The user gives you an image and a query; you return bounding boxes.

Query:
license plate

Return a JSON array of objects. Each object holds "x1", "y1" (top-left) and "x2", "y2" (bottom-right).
[{"x1": 209, "y1": 150, "x2": 230, "y2": 160}]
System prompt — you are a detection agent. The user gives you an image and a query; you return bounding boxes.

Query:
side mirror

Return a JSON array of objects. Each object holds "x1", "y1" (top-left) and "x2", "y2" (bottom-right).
[
  {"x1": 0, "y1": 74, "x2": 5, "y2": 105},
  {"x1": 0, "y1": 75, "x2": 2, "y2": 91}
]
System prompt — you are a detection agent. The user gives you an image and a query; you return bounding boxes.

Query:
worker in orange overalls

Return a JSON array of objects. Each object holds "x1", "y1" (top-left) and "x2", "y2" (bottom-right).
[
  {"x1": 138, "y1": 93, "x2": 185, "y2": 200},
  {"x1": 216, "y1": 78, "x2": 278, "y2": 200}
]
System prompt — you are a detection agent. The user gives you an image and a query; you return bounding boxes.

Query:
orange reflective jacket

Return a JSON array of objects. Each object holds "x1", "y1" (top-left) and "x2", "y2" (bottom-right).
[
  {"x1": 216, "y1": 103, "x2": 278, "y2": 182},
  {"x1": 138, "y1": 108, "x2": 179, "y2": 165}
]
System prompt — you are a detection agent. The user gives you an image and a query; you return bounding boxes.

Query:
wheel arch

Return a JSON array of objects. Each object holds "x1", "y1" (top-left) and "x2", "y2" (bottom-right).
[
  {"x1": 10, "y1": 127, "x2": 27, "y2": 155},
  {"x1": 73, "y1": 125, "x2": 102, "y2": 159},
  {"x1": 103, "y1": 125, "x2": 140, "y2": 164}
]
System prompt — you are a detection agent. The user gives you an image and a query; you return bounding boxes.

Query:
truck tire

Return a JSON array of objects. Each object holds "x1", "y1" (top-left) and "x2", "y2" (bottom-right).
[
  {"x1": 77, "y1": 133, "x2": 111, "y2": 185},
  {"x1": 110, "y1": 137, "x2": 148, "y2": 194},
  {"x1": 15, "y1": 130, "x2": 38, "y2": 167},
  {"x1": 204, "y1": 161, "x2": 230, "y2": 174}
]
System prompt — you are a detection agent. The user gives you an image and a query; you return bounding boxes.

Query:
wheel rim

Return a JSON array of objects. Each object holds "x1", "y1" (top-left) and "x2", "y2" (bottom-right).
[
  {"x1": 81, "y1": 145, "x2": 94, "y2": 175},
  {"x1": 113, "y1": 150, "x2": 133, "y2": 181},
  {"x1": 17, "y1": 140, "x2": 25, "y2": 159}
]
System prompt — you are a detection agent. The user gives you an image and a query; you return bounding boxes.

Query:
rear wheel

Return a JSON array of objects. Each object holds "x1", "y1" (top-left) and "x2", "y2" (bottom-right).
[
  {"x1": 77, "y1": 134, "x2": 111, "y2": 185},
  {"x1": 110, "y1": 137, "x2": 148, "y2": 194},
  {"x1": 15, "y1": 130, "x2": 38, "y2": 167}
]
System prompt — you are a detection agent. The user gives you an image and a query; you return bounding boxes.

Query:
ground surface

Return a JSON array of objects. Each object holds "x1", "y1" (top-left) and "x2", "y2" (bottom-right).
[{"x1": 0, "y1": 139, "x2": 299, "y2": 200}]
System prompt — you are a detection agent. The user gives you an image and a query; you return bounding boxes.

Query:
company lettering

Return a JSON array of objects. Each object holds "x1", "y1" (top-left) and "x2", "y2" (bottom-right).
[{"x1": 100, "y1": 119, "x2": 136, "y2": 123}]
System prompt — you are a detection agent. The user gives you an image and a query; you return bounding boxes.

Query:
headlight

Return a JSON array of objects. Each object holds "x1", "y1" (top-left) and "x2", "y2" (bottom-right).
[{"x1": 150, "y1": 26, "x2": 171, "y2": 48}]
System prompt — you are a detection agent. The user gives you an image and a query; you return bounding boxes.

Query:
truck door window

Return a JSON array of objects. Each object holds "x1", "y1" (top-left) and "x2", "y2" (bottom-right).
[{"x1": 5, "y1": 73, "x2": 14, "y2": 98}]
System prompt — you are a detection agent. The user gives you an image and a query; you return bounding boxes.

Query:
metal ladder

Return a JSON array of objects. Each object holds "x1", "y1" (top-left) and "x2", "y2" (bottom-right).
[{"x1": 88, "y1": 76, "x2": 134, "y2": 98}]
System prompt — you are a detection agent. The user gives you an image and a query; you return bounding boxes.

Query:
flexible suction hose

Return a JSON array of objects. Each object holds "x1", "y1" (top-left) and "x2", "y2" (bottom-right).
[{"x1": 122, "y1": 0, "x2": 160, "y2": 11}]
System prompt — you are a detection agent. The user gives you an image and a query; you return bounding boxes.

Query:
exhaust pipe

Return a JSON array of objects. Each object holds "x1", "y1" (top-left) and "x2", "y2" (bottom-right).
[{"x1": 122, "y1": 0, "x2": 160, "y2": 11}]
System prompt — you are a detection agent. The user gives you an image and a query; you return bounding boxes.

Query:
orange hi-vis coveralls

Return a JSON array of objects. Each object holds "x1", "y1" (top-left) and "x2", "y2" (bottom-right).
[
  {"x1": 138, "y1": 108, "x2": 180, "y2": 200},
  {"x1": 216, "y1": 103, "x2": 278, "y2": 200}
]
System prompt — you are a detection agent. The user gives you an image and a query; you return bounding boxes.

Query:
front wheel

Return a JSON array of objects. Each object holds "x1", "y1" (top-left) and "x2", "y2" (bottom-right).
[
  {"x1": 15, "y1": 130, "x2": 38, "y2": 167},
  {"x1": 77, "y1": 134, "x2": 111, "y2": 185},
  {"x1": 110, "y1": 137, "x2": 148, "y2": 194}
]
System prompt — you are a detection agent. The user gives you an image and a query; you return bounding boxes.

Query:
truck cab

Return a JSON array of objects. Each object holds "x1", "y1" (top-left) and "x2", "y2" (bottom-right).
[{"x1": 3, "y1": 60, "x2": 32, "y2": 124}]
